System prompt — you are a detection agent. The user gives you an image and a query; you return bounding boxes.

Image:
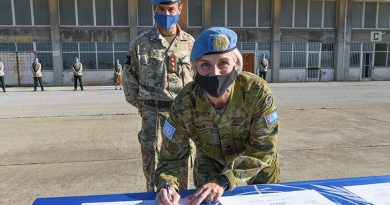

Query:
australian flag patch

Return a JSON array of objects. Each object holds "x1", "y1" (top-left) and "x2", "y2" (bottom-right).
[
  {"x1": 265, "y1": 111, "x2": 278, "y2": 127},
  {"x1": 162, "y1": 120, "x2": 176, "y2": 140}
]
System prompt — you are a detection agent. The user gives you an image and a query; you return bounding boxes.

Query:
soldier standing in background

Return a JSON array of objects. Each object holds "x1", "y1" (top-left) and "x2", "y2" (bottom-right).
[
  {"x1": 122, "y1": 0, "x2": 194, "y2": 192},
  {"x1": 73, "y1": 57, "x2": 84, "y2": 91},
  {"x1": 155, "y1": 27, "x2": 280, "y2": 205},
  {"x1": 32, "y1": 58, "x2": 44, "y2": 91},
  {"x1": 0, "y1": 60, "x2": 5, "y2": 92},
  {"x1": 259, "y1": 53, "x2": 269, "y2": 81},
  {"x1": 114, "y1": 59, "x2": 122, "y2": 90}
]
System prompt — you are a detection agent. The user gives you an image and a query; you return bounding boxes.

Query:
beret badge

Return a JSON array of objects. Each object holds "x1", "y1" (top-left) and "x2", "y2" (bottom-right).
[{"x1": 213, "y1": 34, "x2": 230, "y2": 51}]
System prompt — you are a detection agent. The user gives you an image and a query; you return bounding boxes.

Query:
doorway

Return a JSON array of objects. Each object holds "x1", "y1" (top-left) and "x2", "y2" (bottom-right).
[
  {"x1": 242, "y1": 53, "x2": 255, "y2": 73},
  {"x1": 361, "y1": 52, "x2": 373, "y2": 79}
]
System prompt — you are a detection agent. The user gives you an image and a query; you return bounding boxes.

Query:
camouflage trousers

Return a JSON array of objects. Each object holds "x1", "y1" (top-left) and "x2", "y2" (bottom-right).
[
  {"x1": 139, "y1": 104, "x2": 193, "y2": 192},
  {"x1": 193, "y1": 151, "x2": 280, "y2": 188}
]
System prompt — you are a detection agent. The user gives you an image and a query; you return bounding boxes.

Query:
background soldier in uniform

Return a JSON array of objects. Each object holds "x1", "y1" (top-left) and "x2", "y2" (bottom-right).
[
  {"x1": 259, "y1": 53, "x2": 269, "y2": 81},
  {"x1": 0, "y1": 60, "x2": 5, "y2": 92},
  {"x1": 73, "y1": 57, "x2": 84, "y2": 91},
  {"x1": 114, "y1": 59, "x2": 122, "y2": 90},
  {"x1": 122, "y1": 0, "x2": 194, "y2": 192},
  {"x1": 32, "y1": 58, "x2": 44, "y2": 91},
  {"x1": 155, "y1": 27, "x2": 280, "y2": 205}
]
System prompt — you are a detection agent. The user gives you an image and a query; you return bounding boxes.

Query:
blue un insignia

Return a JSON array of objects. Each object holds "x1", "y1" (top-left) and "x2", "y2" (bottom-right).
[
  {"x1": 162, "y1": 120, "x2": 176, "y2": 140},
  {"x1": 265, "y1": 111, "x2": 278, "y2": 127}
]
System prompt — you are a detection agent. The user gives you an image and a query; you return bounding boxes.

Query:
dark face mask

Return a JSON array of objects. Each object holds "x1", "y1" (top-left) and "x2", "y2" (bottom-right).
[{"x1": 195, "y1": 68, "x2": 239, "y2": 97}]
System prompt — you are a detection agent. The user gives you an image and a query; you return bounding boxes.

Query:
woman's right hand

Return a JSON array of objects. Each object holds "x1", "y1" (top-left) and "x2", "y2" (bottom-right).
[{"x1": 156, "y1": 187, "x2": 180, "y2": 205}]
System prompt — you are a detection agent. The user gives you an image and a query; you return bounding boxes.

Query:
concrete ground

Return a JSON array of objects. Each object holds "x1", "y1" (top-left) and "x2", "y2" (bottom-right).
[{"x1": 0, "y1": 82, "x2": 389, "y2": 205}]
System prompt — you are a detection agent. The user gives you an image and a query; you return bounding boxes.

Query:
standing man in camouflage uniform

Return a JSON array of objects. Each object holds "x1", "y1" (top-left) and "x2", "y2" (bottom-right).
[
  {"x1": 0, "y1": 60, "x2": 5, "y2": 92},
  {"x1": 73, "y1": 57, "x2": 84, "y2": 91},
  {"x1": 122, "y1": 0, "x2": 194, "y2": 192},
  {"x1": 114, "y1": 59, "x2": 122, "y2": 90},
  {"x1": 32, "y1": 58, "x2": 44, "y2": 91},
  {"x1": 155, "y1": 27, "x2": 280, "y2": 205}
]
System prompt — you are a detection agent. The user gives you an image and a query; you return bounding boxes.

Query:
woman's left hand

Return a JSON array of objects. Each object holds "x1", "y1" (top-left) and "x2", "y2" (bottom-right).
[{"x1": 188, "y1": 182, "x2": 224, "y2": 205}]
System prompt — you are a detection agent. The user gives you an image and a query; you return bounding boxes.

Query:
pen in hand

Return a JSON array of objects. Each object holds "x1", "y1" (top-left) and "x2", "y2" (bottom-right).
[{"x1": 165, "y1": 182, "x2": 173, "y2": 202}]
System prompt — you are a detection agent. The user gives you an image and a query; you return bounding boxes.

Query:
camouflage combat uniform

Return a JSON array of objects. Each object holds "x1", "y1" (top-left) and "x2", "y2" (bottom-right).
[
  {"x1": 32, "y1": 62, "x2": 44, "y2": 91},
  {"x1": 155, "y1": 72, "x2": 280, "y2": 191},
  {"x1": 122, "y1": 25, "x2": 194, "y2": 191}
]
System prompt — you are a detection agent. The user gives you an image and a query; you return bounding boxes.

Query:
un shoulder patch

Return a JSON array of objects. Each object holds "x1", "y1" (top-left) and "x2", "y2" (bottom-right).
[
  {"x1": 162, "y1": 120, "x2": 176, "y2": 140},
  {"x1": 265, "y1": 111, "x2": 278, "y2": 127}
]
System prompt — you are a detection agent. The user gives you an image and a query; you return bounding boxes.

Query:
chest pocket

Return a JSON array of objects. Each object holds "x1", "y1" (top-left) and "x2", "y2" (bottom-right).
[
  {"x1": 177, "y1": 55, "x2": 193, "y2": 84},
  {"x1": 137, "y1": 46, "x2": 165, "y2": 88},
  {"x1": 192, "y1": 116, "x2": 219, "y2": 157}
]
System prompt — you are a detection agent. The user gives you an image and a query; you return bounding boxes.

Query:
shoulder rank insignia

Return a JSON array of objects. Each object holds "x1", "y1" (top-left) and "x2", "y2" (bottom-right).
[
  {"x1": 265, "y1": 110, "x2": 278, "y2": 127},
  {"x1": 213, "y1": 34, "x2": 230, "y2": 51},
  {"x1": 162, "y1": 119, "x2": 176, "y2": 140}
]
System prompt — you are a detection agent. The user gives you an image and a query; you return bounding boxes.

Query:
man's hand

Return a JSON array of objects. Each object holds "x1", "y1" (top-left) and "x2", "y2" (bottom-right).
[
  {"x1": 156, "y1": 187, "x2": 180, "y2": 205},
  {"x1": 188, "y1": 182, "x2": 224, "y2": 205}
]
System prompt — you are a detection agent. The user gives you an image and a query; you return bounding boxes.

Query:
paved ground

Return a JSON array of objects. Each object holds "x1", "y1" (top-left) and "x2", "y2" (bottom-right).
[{"x1": 0, "y1": 82, "x2": 389, "y2": 205}]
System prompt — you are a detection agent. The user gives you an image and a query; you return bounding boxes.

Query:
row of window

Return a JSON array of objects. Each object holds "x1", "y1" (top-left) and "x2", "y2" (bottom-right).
[
  {"x1": 61, "y1": 42, "x2": 129, "y2": 70},
  {"x1": 352, "y1": 0, "x2": 390, "y2": 29},
  {"x1": 0, "y1": 0, "x2": 50, "y2": 25},
  {"x1": 350, "y1": 43, "x2": 390, "y2": 67},
  {"x1": 280, "y1": 43, "x2": 334, "y2": 68}
]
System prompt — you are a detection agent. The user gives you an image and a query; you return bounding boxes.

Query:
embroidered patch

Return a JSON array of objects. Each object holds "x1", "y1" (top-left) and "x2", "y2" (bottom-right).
[
  {"x1": 265, "y1": 111, "x2": 278, "y2": 127},
  {"x1": 162, "y1": 120, "x2": 176, "y2": 140},
  {"x1": 265, "y1": 95, "x2": 273, "y2": 106}
]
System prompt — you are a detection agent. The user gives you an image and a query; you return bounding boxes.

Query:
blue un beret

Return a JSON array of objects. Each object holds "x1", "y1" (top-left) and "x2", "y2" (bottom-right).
[
  {"x1": 151, "y1": 0, "x2": 179, "y2": 6},
  {"x1": 190, "y1": 27, "x2": 237, "y2": 62}
]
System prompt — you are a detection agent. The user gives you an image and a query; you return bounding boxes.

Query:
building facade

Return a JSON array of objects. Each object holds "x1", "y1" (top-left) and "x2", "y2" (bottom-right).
[{"x1": 0, "y1": 0, "x2": 389, "y2": 86}]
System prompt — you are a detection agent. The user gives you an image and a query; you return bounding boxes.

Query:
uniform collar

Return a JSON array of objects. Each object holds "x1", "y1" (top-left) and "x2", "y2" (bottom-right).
[{"x1": 150, "y1": 24, "x2": 187, "y2": 41}]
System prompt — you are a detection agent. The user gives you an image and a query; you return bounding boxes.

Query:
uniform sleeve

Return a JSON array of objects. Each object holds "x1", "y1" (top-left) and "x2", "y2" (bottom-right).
[
  {"x1": 221, "y1": 83, "x2": 279, "y2": 190},
  {"x1": 122, "y1": 41, "x2": 141, "y2": 109},
  {"x1": 154, "y1": 103, "x2": 191, "y2": 191}
]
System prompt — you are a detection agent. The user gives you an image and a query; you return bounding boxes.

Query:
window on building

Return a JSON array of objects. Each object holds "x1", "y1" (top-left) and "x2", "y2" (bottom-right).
[
  {"x1": 113, "y1": 0, "x2": 129, "y2": 26},
  {"x1": 364, "y1": 2, "x2": 376, "y2": 28},
  {"x1": 14, "y1": 0, "x2": 32, "y2": 25},
  {"x1": 0, "y1": 0, "x2": 13, "y2": 25},
  {"x1": 78, "y1": 0, "x2": 94, "y2": 26},
  {"x1": 59, "y1": 0, "x2": 76, "y2": 25},
  {"x1": 309, "y1": 0, "x2": 322, "y2": 28},
  {"x1": 96, "y1": 0, "x2": 111, "y2": 26},
  {"x1": 352, "y1": 1, "x2": 390, "y2": 29},
  {"x1": 114, "y1": 42, "x2": 129, "y2": 63},
  {"x1": 36, "y1": 43, "x2": 54, "y2": 70},
  {"x1": 280, "y1": 0, "x2": 293, "y2": 27},
  {"x1": 138, "y1": 0, "x2": 153, "y2": 26},
  {"x1": 227, "y1": 0, "x2": 241, "y2": 27},
  {"x1": 16, "y1": 43, "x2": 34, "y2": 51},
  {"x1": 323, "y1": 0, "x2": 335, "y2": 28},
  {"x1": 295, "y1": 0, "x2": 308, "y2": 27},
  {"x1": 188, "y1": 0, "x2": 202, "y2": 27},
  {"x1": 282, "y1": 0, "x2": 336, "y2": 28},
  {"x1": 33, "y1": 0, "x2": 50, "y2": 25},
  {"x1": 378, "y1": 2, "x2": 390, "y2": 29},
  {"x1": 281, "y1": 42, "x2": 334, "y2": 68},
  {"x1": 243, "y1": 0, "x2": 256, "y2": 27},
  {"x1": 211, "y1": 0, "x2": 225, "y2": 26},
  {"x1": 97, "y1": 43, "x2": 113, "y2": 69},
  {"x1": 374, "y1": 44, "x2": 387, "y2": 66},
  {"x1": 258, "y1": 0, "x2": 271, "y2": 27}
]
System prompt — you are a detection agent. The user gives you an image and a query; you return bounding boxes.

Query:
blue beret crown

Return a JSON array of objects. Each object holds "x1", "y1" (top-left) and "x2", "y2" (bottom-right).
[
  {"x1": 190, "y1": 27, "x2": 237, "y2": 62},
  {"x1": 151, "y1": 0, "x2": 179, "y2": 6}
]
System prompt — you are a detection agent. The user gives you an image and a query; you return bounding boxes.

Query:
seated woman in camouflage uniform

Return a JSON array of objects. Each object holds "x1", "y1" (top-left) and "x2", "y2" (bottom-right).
[{"x1": 154, "y1": 27, "x2": 280, "y2": 205}]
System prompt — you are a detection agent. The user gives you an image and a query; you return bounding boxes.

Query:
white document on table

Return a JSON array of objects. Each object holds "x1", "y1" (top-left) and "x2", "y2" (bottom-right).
[
  {"x1": 218, "y1": 190, "x2": 336, "y2": 205},
  {"x1": 344, "y1": 182, "x2": 390, "y2": 205},
  {"x1": 81, "y1": 197, "x2": 189, "y2": 205}
]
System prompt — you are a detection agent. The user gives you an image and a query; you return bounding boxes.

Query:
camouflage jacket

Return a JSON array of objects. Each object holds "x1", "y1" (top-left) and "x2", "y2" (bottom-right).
[
  {"x1": 122, "y1": 25, "x2": 194, "y2": 110},
  {"x1": 155, "y1": 72, "x2": 280, "y2": 191},
  {"x1": 32, "y1": 62, "x2": 42, "y2": 77},
  {"x1": 73, "y1": 62, "x2": 83, "y2": 76}
]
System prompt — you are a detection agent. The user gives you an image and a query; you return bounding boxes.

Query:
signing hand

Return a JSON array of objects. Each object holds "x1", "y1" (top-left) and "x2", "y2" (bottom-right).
[
  {"x1": 188, "y1": 182, "x2": 224, "y2": 205},
  {"x1": 156, "y1": 187, "x2": 180, "y2": 205}
]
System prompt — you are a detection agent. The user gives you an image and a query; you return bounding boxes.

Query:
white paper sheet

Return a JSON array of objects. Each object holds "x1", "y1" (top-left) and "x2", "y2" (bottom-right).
[
  {"x1": 81, "y1": 197, "x2": 189, "y2": 205},
  {"x1": 82, "y1": 190, "x2": 334, "y2": 205},
  {"x1": 218, "y1": 190, "x2": 336, "y2": 205},
  {"x1": 344, "y1": 182, "x2": 390, "y2": 205}
]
